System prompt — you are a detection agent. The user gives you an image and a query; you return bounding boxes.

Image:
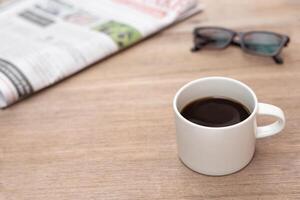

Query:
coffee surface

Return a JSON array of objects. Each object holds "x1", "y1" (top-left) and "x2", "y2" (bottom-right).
[{"x1": 180, "y1": 97, "x2": 250, "y2": 127}]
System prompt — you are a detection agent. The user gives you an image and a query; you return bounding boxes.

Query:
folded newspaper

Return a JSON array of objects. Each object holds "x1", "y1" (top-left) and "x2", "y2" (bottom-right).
[{"x1": 0, "y1": 0, "x2": 203, "y2": 108}]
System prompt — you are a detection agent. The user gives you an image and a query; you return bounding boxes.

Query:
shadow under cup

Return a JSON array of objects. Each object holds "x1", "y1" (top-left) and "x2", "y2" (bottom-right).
[{"x1": 173, "y1": 77, "x2": 259, "y2": 176}]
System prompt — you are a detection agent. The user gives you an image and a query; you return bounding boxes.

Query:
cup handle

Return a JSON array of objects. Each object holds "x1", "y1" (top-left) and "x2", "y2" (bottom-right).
[{"x1": 256, "y1": 103, "x2": 285, "y2": 139}]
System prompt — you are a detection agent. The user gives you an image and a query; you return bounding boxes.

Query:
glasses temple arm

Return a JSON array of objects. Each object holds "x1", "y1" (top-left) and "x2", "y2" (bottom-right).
[
  {"x1": 273, "y1": 36, "x2": 290, "y2": 64},
  {"x1": 191, "y1": 35, "x2": 214, "y2": 52},
  {"x1": 273, "y1": 55, "x2": 284, "y2": 64},
  {"x1": 284, "y1": 36, "x2": 290, "y2": 47},
  {"x1": 191, "y1": 46, "x2": 200, "y2": 52}
]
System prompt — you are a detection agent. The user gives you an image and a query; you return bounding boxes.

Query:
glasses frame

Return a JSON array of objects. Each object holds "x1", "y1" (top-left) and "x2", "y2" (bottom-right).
[{"x1": 192, "y1": 27, "x2": 290, "y2": 64}]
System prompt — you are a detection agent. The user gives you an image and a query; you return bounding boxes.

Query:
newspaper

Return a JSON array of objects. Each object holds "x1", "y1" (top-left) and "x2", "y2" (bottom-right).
[{"x1": 0, "y1": 0, "x2": 203, "y2": 108}]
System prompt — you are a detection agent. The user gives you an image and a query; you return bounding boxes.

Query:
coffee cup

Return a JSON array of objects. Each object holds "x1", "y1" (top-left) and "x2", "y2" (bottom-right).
[{"x1": 173, "y1": 77, "x2": 285, "y2": 176}]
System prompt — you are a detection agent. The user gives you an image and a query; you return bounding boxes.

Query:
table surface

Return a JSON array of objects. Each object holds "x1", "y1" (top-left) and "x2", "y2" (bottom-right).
[{"x1": 1, "y1": 0, "x2": 300, "y2": 199}]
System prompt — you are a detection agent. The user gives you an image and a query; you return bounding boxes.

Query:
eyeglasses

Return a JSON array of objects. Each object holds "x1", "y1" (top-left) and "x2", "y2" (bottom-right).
[{"x1": 191, "y1": 27, "x2": 290, "y2": 64}]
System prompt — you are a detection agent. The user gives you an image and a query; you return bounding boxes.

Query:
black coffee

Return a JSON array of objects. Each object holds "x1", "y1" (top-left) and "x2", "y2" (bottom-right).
[{"x1": 180, "y1": 97, "x2": 250, "y2": 127}]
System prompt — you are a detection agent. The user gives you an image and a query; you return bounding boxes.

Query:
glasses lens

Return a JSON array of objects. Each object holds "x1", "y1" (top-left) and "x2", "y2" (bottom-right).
[
  {"x1": 194, "y1": 28, "x2": 232, "y2": 48},
  {"x1": 243, "y1": 33, "x2": 283, "y2": 55}
]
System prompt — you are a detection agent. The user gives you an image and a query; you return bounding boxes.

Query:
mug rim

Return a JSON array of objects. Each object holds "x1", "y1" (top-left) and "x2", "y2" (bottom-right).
[{"x1": 173, "y1": 76, "x2": 258, "y2": 130}]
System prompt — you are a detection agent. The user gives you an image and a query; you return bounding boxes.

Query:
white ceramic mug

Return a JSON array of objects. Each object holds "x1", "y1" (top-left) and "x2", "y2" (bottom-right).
[{"x1": 173, "y1": 77, "x2": 285, "y2": 176}]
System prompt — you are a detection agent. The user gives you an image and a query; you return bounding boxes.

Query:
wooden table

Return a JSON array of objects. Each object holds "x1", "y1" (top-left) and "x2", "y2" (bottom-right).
[{"x1": 1, "y1": 0, "x2": 300, "y2": 199}]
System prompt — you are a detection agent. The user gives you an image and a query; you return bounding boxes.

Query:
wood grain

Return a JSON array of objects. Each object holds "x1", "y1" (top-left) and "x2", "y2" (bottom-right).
[{"x1": 1, "y1": 0, "x2": 300, "y2": 199}]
